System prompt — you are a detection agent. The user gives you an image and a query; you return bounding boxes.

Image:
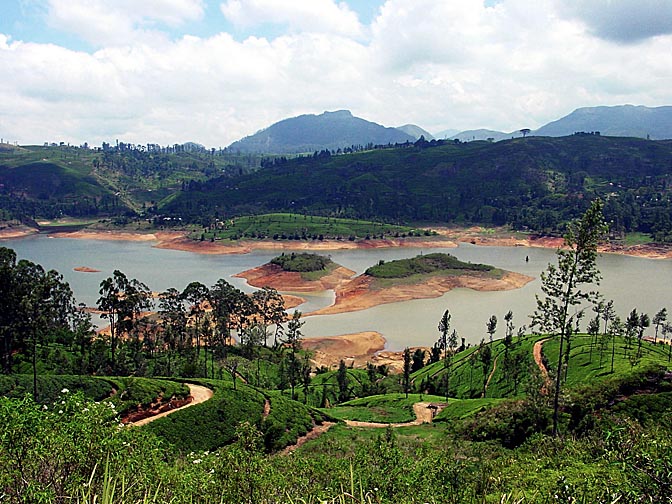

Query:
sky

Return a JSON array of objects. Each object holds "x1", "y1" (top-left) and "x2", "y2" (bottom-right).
[{"x1": 1, "y1": 0, "x2": 672, "y2": 148}]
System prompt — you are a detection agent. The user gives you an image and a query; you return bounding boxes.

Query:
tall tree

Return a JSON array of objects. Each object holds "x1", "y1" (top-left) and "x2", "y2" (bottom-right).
[
  {"x1": 531, "y1": 199, "x2": 607, "y2": 436},
  {"x1": 478, "y1": 339, "x2": 492, "y2": 398},
  {"x1": 282, "y1": 310, "x2": 304, "y2": 400},
  {"x1": 652, "y1": 308, "x2": 667, "y2": 344},
  {"x1": 337, "y1": 359, "x2": 349, "y2": 403},
  {"x1": 97, "y1": 270, "x2": 151, "y2": 374},
  {"x1": 158, "y1": 287, "x2": 187, "y2": 376},
  {"x1": 486, "y1": 315, "x2": 498, "y2": 344},
  {"x1": 0, "y1": 247, "x2": 18, "y2": 374},
  {"x1": 437, "y1": 309, "x2": 451, "y2": 400},
  {"x1": 402, "y1": 347, "x2": 411, "y2": 398},
  {"x1": 251, "y1": 287, "x2": 286, "y2": 347}
]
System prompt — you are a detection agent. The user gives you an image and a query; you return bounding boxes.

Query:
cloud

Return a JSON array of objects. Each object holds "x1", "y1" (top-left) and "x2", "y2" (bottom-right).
[
  {"x1": 220, "y1": 0, "x2": 364, "y2": 38},
  {"x1": 1, "y1": 0, "x2": 672, "y2": 147},
  {"x1": 555, "y1": 0, "x2": 672, "y2": 43},
  {"x1": 45, "y1": 0, "x2": 205, "y2": 46}
]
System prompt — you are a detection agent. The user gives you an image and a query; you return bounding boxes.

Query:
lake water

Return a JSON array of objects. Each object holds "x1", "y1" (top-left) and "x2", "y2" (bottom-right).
[{"x1": 3, "y1": 235, "x2": 671, "y2": 350}]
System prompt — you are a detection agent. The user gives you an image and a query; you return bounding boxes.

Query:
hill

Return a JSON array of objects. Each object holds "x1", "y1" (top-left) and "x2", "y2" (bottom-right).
[
  {"x1": 396, "y1": 124, "x2": 434, "y2": 140},
  {"x1": 535, "y1": 104, "x2": 672, "y2": 139},
  {"x1": 164, "y1": 135, "x2": 672, "y2": 238},
  {"x1": 226, "y1": 110, "x2": 415, "y2": 154},
  {"x1": 449, "y1": 128, "x2": 516, "y2": 142}
]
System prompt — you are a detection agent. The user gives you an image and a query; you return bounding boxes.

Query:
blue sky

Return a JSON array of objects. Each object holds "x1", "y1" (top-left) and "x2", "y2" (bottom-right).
[{"x1": 1, "y1": 0, "x2": 671, "y2": 147}]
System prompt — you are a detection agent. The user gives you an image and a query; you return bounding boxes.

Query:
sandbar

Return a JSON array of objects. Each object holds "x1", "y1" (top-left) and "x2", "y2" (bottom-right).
[
  {"x1": 74, "y1": 266, "x2": 101, "y2": 273},
  {"x1": 0, "y1": 226, "x2": 37, "y2": 240},
  {"x1": 234, "y1": 263, "x2": 355, "y2": 292},
  {"x1": 303, "y1": 331, "x2": 430, "y2": 373},
  {"x1": 308, "y1": 270, "x2": 534, "y2": 316}
]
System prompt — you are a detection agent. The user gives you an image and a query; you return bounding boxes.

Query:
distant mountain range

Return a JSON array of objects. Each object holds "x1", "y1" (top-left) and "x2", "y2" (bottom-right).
[
  {"x1": 227, "y1": 110, "x2": 414, "y2": 154},
  {"x1": 534, "y1": 105, "x2": 672, "y2": 139},
  {"x1": 226, "y1": 105, "x2": 672, "y2": 154}
]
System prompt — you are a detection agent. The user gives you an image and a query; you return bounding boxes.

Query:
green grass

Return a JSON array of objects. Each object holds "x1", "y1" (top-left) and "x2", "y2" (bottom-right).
[
  {"x1": 326, "y1": 393, "x2": 445, "y2": 423},
  {"x1": 270, "y1": 252, "x2": 333, "y2": 273},
  {"x1": 621, "y1": 232, "x2": 654, "y2": 246},
  {"x1": 193, "y1": 213, "x2": 431, "y2": 241},
  {"x1": 433, "y1": 397, "x2": 506, "y2": 421},
  {"x1": 365, "y1": 252, "x2": 493, "y2": 279}
]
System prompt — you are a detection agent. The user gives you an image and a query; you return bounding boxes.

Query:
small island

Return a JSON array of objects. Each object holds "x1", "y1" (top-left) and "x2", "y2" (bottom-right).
[
  {"x1": 237, "y1": 252, "x2": 533, "y2": 316},
  {"x1": 310, "y1": 253, "x2": 534, "y2": 315},
  {"x1": 234, "y1": 252, "x2": 355, "y2": 292}
]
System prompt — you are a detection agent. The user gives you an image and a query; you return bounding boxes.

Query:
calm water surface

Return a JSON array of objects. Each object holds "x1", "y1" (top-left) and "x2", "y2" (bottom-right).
[{"x1": 4, "y1": 235, "x2": 671, "y2": 350}]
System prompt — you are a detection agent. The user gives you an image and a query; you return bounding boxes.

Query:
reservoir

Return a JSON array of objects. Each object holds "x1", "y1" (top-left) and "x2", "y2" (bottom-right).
[{"x1": 4, "y1": 235, "x2": 671, "y2": 350}]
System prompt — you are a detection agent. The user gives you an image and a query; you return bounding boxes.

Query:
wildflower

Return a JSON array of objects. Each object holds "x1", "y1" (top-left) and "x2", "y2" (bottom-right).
[
  {"x1": 61, "y1": 388, "x2": 69, "y2": 394},
  {"x1": 193, "y1": 459, "x2": 202, "y2": 464},
  {"x1": 42, "y1": 405, "x2": 48, "y2": 410},
  {"x1": 58, "y1": 410, "x2": 64, "y2": 414}
]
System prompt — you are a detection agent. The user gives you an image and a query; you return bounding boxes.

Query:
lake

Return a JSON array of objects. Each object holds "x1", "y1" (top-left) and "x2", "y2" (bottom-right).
[{"x1": 3, "y1": 234, "x2": 671, "y2": 350}]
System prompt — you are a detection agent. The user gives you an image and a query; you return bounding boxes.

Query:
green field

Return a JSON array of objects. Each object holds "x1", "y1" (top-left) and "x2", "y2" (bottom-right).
[{"x1": 194, "y1": 213, "x2": 432, "y2": 241}]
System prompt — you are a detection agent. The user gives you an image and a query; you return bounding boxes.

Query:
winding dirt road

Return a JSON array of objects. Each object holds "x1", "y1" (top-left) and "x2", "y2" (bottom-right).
[
  {"x1": 533, "y1": 338, "x2": 552, "y2": 395},
  {"x1": 343, "y1": 402, "x2": 436, "y2": 428},
  {"x1": 129, "y1": 383, "x2": 214, "y2": 427}
]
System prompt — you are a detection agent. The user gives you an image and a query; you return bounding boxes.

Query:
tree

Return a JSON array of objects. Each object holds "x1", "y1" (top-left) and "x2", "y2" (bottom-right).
[
  {"x1": 182, "y1": 281, "x2": 210, "y2": 356},
  {"x1": 531, "y1": 199, "x2": 607, "y2": 436},
  {"x1": 411, "y1": 348, "x2": 425, "y2": 373},
  {"x1": 210, "y1": 279, "x2": 246, "y2": 356},
  {"x1": 402, "y1": 347, "x2": 411, "y2": 398},
  {"x1": 520, "y1": 128, "x2": 531, "y2": 138},
  {"x1": 282, "y1": 310, "x2": 304, "y2": 400},
  {"x1": 251, "y1": 287, "x2": 286, "y2": 347},
  {"x1": 486, "y1": 314, "x2": 498, "y2": 344},
  {"x1": 337, "y1": 359, "x2": 349, "y2": 403},
  {"x1": 652, "y1": 308, "x2": 667, "y2": 343},
  {"x1": 97, "y1": 270, "x2": 151, "y2": 374},
  {"x1": 437, "y1": 309, "x2": 451, "y2": 400},
  {"x1": 0, "y1": 247, "x2": 18, "y2": 374},
  {"x1": 636, "y1": 312, "x2": 650, "y2": 358},
  {"x1": 158, "y1": 287, "x2": 187, "y2": 376},
  {"x1": 478, "y1": 339, "x2": 492, "y2": 398}
]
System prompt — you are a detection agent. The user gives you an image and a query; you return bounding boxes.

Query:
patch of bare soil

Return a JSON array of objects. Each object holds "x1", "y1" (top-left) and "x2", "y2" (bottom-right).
[
  {"x1": 344, "y1": 402, "x2": 440, "y2": 428},
  {"x1": 125, "y1": 383, "x2": 213, "y2": 427},
  {"x1": 533, "y1": 338, "x2": 552, "y2": 395},
  {"x1": 280, "y1": 422, "x2": 336, "y2": 455},
  {"x1": 234, "y1": 263, "x2": 355, "y2": 292},
  {"x1": 308, "y1": 270, "x2": 534, "y2": 316},
  {"x1": 0, "y1": 225, "x2": 37, "y2": 240}
]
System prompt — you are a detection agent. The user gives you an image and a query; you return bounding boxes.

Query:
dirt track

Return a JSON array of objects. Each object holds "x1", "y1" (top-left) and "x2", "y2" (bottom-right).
[{"x1": 129, "y1": 383, "x2": 213, "y2": 427}]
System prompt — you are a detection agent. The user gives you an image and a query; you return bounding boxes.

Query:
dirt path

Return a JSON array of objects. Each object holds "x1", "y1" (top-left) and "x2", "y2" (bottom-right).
[
  {"x1": 129, "y1": 383, "x2": 214, "y2": 427},
  {"x1": 280, "y1": 421, "x2": 336, "y2": 455},
  {"x1": 533, "y1": 338, "x2": 552, "y2": 395},
  {"x1": 344, "y1": 402, "x2": 435, "y2": 428},
  {"x1": 482, "y1": 355, "x2": 499, "y2": 398}
]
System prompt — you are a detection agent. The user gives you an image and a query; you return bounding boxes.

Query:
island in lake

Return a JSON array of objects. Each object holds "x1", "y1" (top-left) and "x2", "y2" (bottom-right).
[{"x1": 236, "y1": 252, "x2": 534, "y2": 316}]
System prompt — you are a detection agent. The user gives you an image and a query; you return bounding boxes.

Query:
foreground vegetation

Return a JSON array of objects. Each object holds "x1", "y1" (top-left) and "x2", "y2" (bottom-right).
[{"x1": 2, "y1": 201, "x2": 672, "y2": 502}]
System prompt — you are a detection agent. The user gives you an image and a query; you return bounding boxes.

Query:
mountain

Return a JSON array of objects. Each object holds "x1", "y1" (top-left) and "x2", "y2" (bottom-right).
[
  {"x1": 535, "y1": 105, "x2": 672, "y2": 139},
  {"x1": 396, "y1": 124, "x2": 434, "y2": 140},
  {"x1": 434, "y1": 128, "x2": 461, "y2": 139},
  {"x1": 449, "y1": 129, "x2": 516, "y2": 142},
  {"x1": 164, "y1": 135, "x2": 672, "y2": 237},
  {"x1": 227, "y1": 110, "x2": 415, "y2": 154}
]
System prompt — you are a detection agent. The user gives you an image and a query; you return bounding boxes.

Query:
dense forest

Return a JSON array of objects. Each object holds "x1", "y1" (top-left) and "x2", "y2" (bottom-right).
[{"x1": 4, "y1": 135, "x2": 672, "y2": 241}]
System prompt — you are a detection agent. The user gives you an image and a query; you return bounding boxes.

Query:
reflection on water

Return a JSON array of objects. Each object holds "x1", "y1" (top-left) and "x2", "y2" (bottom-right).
[{"x1": 5, "y1": 235, "x2": 672, "y2": 350}]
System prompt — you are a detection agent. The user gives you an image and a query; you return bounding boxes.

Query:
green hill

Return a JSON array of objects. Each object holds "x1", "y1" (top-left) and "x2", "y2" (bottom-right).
[{"x1": 164, "y1": 135, "x2": 672, "y2": 238}]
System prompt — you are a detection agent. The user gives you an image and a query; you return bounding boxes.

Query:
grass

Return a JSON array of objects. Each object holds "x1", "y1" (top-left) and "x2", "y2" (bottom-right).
[
  {"x1": 193, "y1": 213, "x2": 431, "y2": 241},
  {"x1": 433, "y1": 397, "x2": 506, "y2": 421},
  {"x1": 364, "y1": 252, "x2": 493, "y2": 279},
  {"x1": 325, "y1": 393, "x2": 445, "y2": 423}
]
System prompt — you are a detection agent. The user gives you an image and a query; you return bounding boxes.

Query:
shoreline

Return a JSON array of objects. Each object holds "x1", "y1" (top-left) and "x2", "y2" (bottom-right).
[
  {"x1": 234, "y1": 263, "x2": 356, "y2": 292},
  {"x1": 303, "y1": 331, "x2": 429, "y2": 372},
  {"x1": 28, "y1": 226, "x2": 672, "y2": 260}
]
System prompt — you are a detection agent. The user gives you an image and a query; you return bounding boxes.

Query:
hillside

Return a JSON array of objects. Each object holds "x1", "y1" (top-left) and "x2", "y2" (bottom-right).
[
  {"x1": 396, "y1": 124, "x2": 434, "y2": 140},
  {"x1": 164, "y1": 135, "x2": 672, "y2": 238},
  {"x1": 0, "y1": 144, "x2": 262, "y2": 220},
  {"x1": 227, "y1": 110, "x2": 415, "y2": 154},
  {"x1": 535, "y1": 104, "x2": 672, "y2": 139}
]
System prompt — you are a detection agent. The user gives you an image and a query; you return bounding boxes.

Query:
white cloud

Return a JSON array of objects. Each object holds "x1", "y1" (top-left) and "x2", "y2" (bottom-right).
[
  {"x1": 45, "y1": 0, "x2": 205, "y2": 46},
  {"x1": 1, "y1": 0, "x2": 672, "y2": 146},
  {"x1": 220, "y1": 0, "x2": 364, "y2": 38},
  {"x1": 554, "y1": 0, "x2": 672, "y2": 43}
]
